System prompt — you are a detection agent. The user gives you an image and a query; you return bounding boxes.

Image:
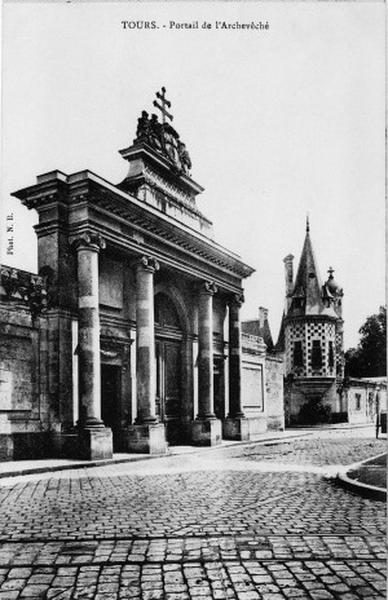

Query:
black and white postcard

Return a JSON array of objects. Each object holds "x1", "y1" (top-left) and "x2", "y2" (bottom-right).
[{"x1": 0, "y1": 2, "x2": 386, "y2": 599}]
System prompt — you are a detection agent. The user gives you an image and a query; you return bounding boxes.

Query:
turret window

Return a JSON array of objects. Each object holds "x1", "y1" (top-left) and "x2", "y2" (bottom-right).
[
  {"x1": 328, "y1": 341, "x2": 334, "y2": 368},
  {"x1": 311, "y1": 340, "x2": 322, "y2": 368},
  {"x1": 293, "y1": 341, "x2": 303, "y2": 367}
]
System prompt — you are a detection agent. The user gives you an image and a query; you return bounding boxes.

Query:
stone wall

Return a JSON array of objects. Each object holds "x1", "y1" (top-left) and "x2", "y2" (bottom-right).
[
  {"x1": 0, "y1": 266, "x2": 53, "y2": 459},
  {"x1": 265, "y1": 354, "x2": 285, "y2": 430},
  {"x1": 241, "y1": 333, "x2": 266, "y2": 433},
  {"x1": 0, "y1": 302, "x2": 50, "y2": 459},
  {"x1": 284, "y1": 375, "x2": 387, "y2": 427},
  {"x1": 284, "y1": 379, "x2": 338, "y2": 426}
]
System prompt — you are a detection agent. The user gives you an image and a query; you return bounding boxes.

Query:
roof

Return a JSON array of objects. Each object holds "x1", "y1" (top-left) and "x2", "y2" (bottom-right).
[
  {"x1": 275, "y1": 312, "x2": 286, "y2": 351},
  {"x1": 242, "y1": 319, "x2": 274, "y2": 351},
  {"x1": 287, "y1": 224, "x2": 337, "y2": 319}
]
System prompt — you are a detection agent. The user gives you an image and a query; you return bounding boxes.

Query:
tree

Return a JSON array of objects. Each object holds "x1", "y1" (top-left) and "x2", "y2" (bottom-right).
[{"x1": 345, "y1": 306, "x2": 386, "y2": 377}]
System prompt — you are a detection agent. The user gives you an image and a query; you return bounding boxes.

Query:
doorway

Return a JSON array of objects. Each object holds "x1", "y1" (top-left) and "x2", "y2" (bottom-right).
[
  {"x1": 156, "y1": 339, "x2": 182, "y2": 444},
  {"x1": 214, "y1": 357, "x2": 225, "y2": 419},
  {"x1": 101, "y1": 364, "x2": 121, "y2": 450},
  {"x1": 154, "y1": 292, "x2": 184, "y2": 444}
]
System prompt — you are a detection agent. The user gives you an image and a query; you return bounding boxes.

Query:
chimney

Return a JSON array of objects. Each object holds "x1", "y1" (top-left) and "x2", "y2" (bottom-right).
[
  {"x1": 283, "y1": 254, "x2": 294, "y2": 311},
  {"x1": 258, "y1": 306, "x2": 274, "y2": 350},
  {"x1": 259, "y1": 306, "x2": 269, "y2": 329}
]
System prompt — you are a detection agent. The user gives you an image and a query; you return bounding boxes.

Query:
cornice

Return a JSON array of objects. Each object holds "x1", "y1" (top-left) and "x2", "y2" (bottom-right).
[
  {"x1": 91, "y1": 219, "x2": 246, "y2": 293},
  {"x1": 87, "y1": 192, "x2": 253, "y2": 280},
  {"x1": 119, "y1": 142, "x2": 204, "y2": 196},
  {"x1": 285, "y1": 313, "x2": 338, "y2": 324},
  {"x1": 12, "y1": 169, "x2": 255, "y2": 282}
]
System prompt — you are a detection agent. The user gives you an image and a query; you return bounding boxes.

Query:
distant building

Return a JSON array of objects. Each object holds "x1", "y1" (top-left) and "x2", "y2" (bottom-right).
[
  {"x1": 242, "y1": 307, "x2": 274, "y2": 352},
  {"x1": 276, "y1": 220, "x2": 386, "y2": 426},
  {"x1": 242, "y1": 308, "x2": 284, "y2": 431}
]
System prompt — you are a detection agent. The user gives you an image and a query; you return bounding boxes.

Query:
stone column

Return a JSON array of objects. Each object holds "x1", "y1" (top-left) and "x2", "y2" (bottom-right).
[
  {"x1": 191, "y1": 281, "x2": 222, "y2": 446},
  {"x1": 127, "y1": 256, "x2": 167, "y2": 454},
  {"x1": 223, "y1": 293, "x2": 251, "y2": 441},
  {"x1": 73, "y1": 233, "x2": 113, "y2": 460},
  {"x1": 135, "y1": 256, "x2": 159, "y2": 423}
]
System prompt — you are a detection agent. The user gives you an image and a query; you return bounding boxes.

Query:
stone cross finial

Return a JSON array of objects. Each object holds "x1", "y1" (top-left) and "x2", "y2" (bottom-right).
[{"x1": 153, "y1": 87, "x2": 173, "y2": 125}]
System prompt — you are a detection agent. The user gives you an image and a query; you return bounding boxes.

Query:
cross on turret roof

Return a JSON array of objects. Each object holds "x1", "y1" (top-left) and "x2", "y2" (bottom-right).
[{"x1": 153, "y1": 86, "x2": 173, "y2": 125}]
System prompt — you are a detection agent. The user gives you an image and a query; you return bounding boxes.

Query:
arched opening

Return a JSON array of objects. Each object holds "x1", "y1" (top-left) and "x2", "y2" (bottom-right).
[{"x1": 154, "y1": 292, "x2": 184, "y2": 444}]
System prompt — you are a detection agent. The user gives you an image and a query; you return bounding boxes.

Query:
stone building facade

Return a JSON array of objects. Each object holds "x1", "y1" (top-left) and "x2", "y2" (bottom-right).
[
  {"x1": 0, "y1": 89, "x2": 284, "y2": 461},
  {"x1": 242, "y1": 308, "x2": 284, "y2": 431}
]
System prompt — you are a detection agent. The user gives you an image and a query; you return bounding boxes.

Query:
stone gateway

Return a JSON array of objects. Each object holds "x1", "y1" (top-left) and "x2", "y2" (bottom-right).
[{"x1": 0, "y1": 89, "x2": 284, "y2": 461}]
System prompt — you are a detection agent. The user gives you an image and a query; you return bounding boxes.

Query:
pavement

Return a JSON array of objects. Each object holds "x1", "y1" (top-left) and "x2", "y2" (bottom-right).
[
  {"x1": 0, "y1": 430, "x2": 313, "y2": 480},
  {"x1": 0, "y1": 426, "x2": 385, "y2": 599},
  {"x1": 0, "y1": 424, "x2": 379, "y2": 480}
]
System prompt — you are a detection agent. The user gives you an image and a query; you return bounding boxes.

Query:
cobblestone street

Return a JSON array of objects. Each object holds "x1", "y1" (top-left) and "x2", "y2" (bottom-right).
[{"x1": 0, "y1": 429, "x2": 385, "y2": 599}]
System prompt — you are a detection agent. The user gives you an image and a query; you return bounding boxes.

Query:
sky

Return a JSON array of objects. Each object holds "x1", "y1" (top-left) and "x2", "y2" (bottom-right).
[{"x1": 0, "y1": 2, "x2": 385, "y2": 349}]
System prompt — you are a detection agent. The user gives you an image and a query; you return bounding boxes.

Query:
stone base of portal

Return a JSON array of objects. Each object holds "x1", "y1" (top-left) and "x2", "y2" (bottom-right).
[
  {"x1": 222, "y1": 416, "x2": 252, "y2": 441},
  {"x1": 78, "y1": 427, "x2": 113, "y2": 460},
  {"x1": 127, "y1": 422, "x2": 168, "y2": 454},
  {"x1": 191, "y1": 417, "x2": 222, "y2": 446}
]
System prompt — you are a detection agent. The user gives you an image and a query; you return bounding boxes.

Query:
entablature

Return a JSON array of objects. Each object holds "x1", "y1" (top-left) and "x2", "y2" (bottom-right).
[{"x1": 14, "y1": 170, "x2": 254, "y2": 295}]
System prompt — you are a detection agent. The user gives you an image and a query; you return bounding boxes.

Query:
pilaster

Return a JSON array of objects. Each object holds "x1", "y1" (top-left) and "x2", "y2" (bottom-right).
[{"x1": 223, "y1": 292, "x2": 251, "y2": 441}]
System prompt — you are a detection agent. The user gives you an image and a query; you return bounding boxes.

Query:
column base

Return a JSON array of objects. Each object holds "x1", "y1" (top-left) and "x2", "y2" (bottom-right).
[
  {"x1": 127, "y1": 423, "x2": 167, "y2": 454},
  {"x1": 223, "y1": 417, "x2": 251, "y2": 441},
  {"x1": 78, "y1": 427, "x2": 113, "y2": 460},
  {"x1": 191, "y1": 418, "x2": 222, "y2": 446}
]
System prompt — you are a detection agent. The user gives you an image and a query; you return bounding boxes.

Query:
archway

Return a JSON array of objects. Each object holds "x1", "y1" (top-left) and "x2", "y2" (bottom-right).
[{"x1": 154, "y1": 292, "x2": 185, "y2": 444}]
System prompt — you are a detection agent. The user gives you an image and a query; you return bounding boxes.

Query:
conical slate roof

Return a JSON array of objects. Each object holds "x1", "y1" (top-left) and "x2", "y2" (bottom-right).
[
  {"x1": 275, "y1": 311, "x2": 286, "y2": 351},
  {"x1": 287, "y1": 221, "x2": 337, "y2": 319}
]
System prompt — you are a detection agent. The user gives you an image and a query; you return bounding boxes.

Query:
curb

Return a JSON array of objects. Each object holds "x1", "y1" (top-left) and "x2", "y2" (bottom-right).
[
  {"x1": 291, "y1": 423, "x2": 375, "y2": 431},
  {"x1": 336, "y1": 452, "x2": 387, "y2": 502},
  {"x1": 0, "y1": 431, "x2": 312, "y2": 480}
]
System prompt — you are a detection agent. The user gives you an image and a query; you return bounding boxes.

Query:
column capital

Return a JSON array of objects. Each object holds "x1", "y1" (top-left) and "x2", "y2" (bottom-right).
[
  {"x1": 134, "y1": 255, "x2": 160, "y2": 273},
  {"x1": 72, "y1": 233, "x2": 106, "y2": 253},
  {"x1": 230, "y1": 292, "x2": 245, "y2": 308},
  {"x1": 198, "y1": 281, "x2": 218, "y2": 296}
]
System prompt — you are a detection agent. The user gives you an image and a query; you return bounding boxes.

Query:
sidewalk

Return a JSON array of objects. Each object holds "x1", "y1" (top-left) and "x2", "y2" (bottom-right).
[
  {"x1": 337, "y1": 452, "x2": 387, "y2": 501},
  {"x1": 0, "y1": 429, "x2": 313, "y2": 479}
]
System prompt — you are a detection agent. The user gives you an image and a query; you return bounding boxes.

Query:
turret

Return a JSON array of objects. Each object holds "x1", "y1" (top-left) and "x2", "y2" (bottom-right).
[{"x1": 323, "y1": 267, "x2": 343, "y2": 318}]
